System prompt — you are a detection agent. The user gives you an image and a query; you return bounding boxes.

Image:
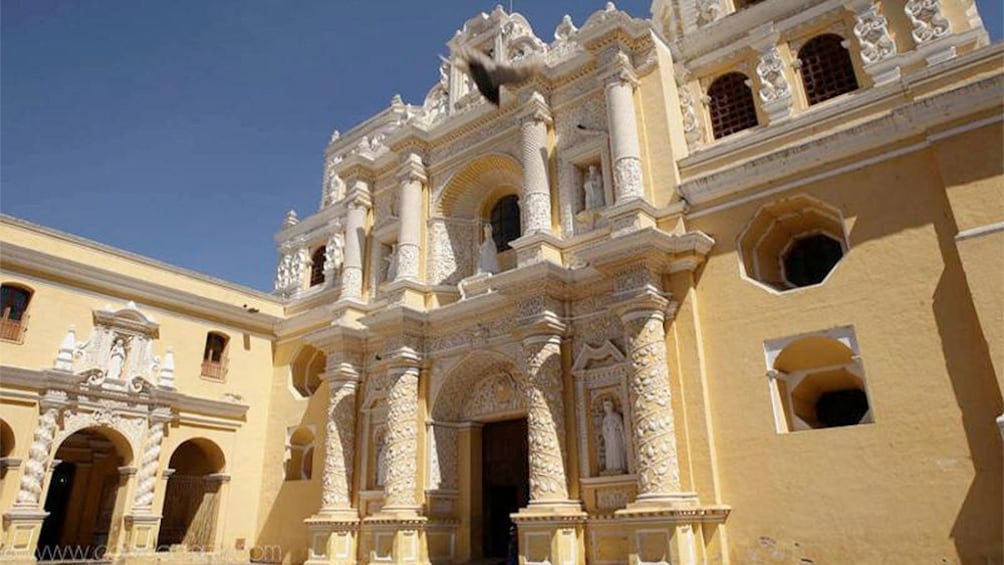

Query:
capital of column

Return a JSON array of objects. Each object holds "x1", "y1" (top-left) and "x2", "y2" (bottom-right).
[
  {"x1": 39, "y1": 390, "x2": 70, "y2": 412},
  {"x1": 612, "y1": 288, "x2": 675, "y2": 324},
  {"x1": 396, "y1": 153, "x2": 427, "y2": 185},
  {"x1": 603, "y1": 51, "x2": 639, "y2": 89},
  {"x1": 323, "y1": 361, "x2": 362, "y2": 384},
  {"x1": 515, "y1": 312, "x2": 567, "y2": 344}
]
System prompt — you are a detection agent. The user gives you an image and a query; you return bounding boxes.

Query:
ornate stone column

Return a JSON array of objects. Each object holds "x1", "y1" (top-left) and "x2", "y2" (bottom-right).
[
  {"x1": 306, "y1": 361, "x2": 361, "y2": 565},
  {"x1": 519, "y1": 317, "x2": 571, "y2": 504},
  {"x1": 341, "y1": 181, "x2": 372, "y2": 300},
  {"x1": 395, "y1": 154, "x2": 426, "y2": 282},
  {"x1": 605, "y1": 51, "x2": 644, "y2": 203},
  {"x1": 755, "y1": 43, "x2": 793, "y2": 123},
  {"x1": 613, "y1": 287, "x2": 686, "y2": 503},
  {"x1": 382, "y1": 357, "x2": 422, "y2": 514},
  {"x1": 519, "y1": 109, "x2": 554, "y2": 236},
  {"x1": 3, "y1": 392, "x2": 68, "y2": 559},
  {"x1": 131, "y1": 408, "x2": 171, "y2": 512},
  {"x1": 845, "y1": 0, "x2": 901, "y2": 85}
]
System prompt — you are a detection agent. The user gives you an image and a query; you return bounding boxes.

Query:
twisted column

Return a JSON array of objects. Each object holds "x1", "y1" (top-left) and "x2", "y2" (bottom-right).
[
  {"x1": 519, "y1": 110, "x2": 553, "y2": 235},
  {"x1": 395, "y1": 154, "x2": 426, "y2": 282},
  {"x1": 605, "y1": 52, "x2": 643, "y2": 203},
  {"x1": 320, "y1": 373, "x2": 359, "y2": 512},
  {"x1": 132, "y1": 409, "x2": 172, "y2": 511},
  {"x1": 382, "y1": 360, "x2": 421, "y2": 512},
  {"x1": 341, "y1": 183, "x2": 371, "y2": 300},
  {"x1": 520, "y1": 319, "x2": 570, "y2": 503},
  {"x1": 16, "y1": 394, "x2": 66, "y2": 507},
  {"x1": 616, "y1": 291, "x2": 682, "y2": 499}
]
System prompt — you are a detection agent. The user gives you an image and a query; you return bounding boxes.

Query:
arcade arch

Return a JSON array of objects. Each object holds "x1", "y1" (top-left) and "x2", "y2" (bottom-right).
[{"x1": 157, "y1": 438, "x2": 226, "y2": 551}]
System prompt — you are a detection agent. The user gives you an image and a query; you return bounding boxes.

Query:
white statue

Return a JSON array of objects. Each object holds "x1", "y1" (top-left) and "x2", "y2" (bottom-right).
[
  {"x1": 583, "y1": 165, "x2": 604, "y2": 210},
  {"x1": 107, "y1": 337, "x2": 127, "y2": 381},
  {"x1": 384, "y1": 244, "x2": 398, "y2": 282},
  {"x1": 477, "y1": 224, "x2": 500, "y2": 275},
  {"x1": 375, "y1": 437, "x2": 387, "y2": 487},
  {"x1": 601, "y1": 399, "x2": 626, "y2": 473}
]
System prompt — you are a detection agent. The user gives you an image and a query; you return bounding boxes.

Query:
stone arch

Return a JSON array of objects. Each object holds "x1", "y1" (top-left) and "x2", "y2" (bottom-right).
[
  {"x1": 158, "y1": 438, "x2": 227, "y2": 551},
  {"x1": 437, "y1": 153, "x2": 523, "y2": 218},
  {"x1": 53, "y1": 415, "x2": 140, "y2": 469},
  {"x1": 38, "y1": 426, "x2": 135, "y2": 557},
  {"x1": 432, "y1": 350, "x2": 527, "y2": 423},
  {"x1": 1, "y1": 418, "x2": 14, "y2": 458}
]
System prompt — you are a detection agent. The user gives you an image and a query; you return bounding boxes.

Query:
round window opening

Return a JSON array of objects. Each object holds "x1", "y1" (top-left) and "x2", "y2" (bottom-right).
[{"x1": 782, "y1": 233, "x2": 843, "y2": 288}]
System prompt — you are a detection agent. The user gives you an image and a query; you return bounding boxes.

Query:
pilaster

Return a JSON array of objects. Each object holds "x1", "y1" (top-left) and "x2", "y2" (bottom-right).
[{"x1": 604, "y1": 51, "x2": 644, "y2": 204}]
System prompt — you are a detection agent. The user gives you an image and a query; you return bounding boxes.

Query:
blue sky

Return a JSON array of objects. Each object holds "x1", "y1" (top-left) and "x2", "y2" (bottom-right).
[{"x1": 3, "y1": 1, "x2": 1001, "y2": 291}]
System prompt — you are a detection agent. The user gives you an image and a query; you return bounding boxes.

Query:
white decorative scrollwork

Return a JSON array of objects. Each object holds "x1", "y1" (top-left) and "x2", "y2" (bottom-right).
[
  {"x1": 697, "y1": 0, "x2": 723, "y2": 26},
  {"x1": 679, "y1": 85, "x2": 703, "y2": 147},
  {"x1": 853, "y1": 5, "x2": 897, "y2": 64},
  {"x1": 132, "y1": 416, "x2": 166, "y2": 510},
  {"x1": 382, "y1": 367, "x2": 420, "y2": 508},
  {"x1": 523, "y1": 335, "x2": 570, "y2": 502},
  {"x1": 613, "y1": 157, "x2": 643, "y2": 201},
  {"x1": 905, "y1": 0, "x2": 951, "y2": 44},
  {"x1": 321, "y1": 380, "x2": 357, "y2": 510},
  {"x1": 323, "y1": 229, "x2": 345, "y2": 278},
  {"x1": 756, "y1": 47, "x2": 791, "y2": 103},
  {"x1": 15, "y1": 402, "x2": 61, "y2": 506}
]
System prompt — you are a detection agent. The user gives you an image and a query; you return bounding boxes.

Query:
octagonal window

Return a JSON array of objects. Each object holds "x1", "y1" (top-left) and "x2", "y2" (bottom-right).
[
  {"x1": 291, "y1": 344, "x2": 325, "y2": 398},
  {"x1": 738, "y1": 195, "x2": 848, "y2": 292},
  {"x1": 782, "y1": 233, "x2": 844, "y2": 288}
]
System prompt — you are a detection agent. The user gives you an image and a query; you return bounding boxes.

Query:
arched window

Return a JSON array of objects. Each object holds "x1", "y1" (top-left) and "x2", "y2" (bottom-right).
[
  {"x1": 0, "y1": 284, "x2": 33, "y2": 343},
  {"x1": 707, "y1": 72, "x2": 758, "y2": 139},
  {"x1": 285, "y1": 427, "x2": 315, "y2": 481},
  {"x1": 201, "y1": 332, "x2": 229, "y2": 381},
  {"x1": 309, "y1": 247, "x2": 326, "y2": 287},
  {"x1": 798, "y1": 34, "x2": 859, "y2": 105},
  {"x1": 489, "y1": 195, "x2": 521, "y2": 252}
]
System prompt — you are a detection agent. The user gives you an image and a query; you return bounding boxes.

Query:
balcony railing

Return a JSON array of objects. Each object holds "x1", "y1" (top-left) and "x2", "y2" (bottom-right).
[
  {"x1": 200, "y1": 358, "x2": 228, "y2": 381},
  {"x1": 0, "y1": 317, "x2": 24, "y2": 343}
]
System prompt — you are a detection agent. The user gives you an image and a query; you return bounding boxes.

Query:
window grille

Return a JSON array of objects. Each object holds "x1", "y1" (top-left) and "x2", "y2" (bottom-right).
[
  {"x1": 798, "y1": 34, "x2": 859, "y2": 106},
  {"x1": 707, "y1": 72, "x2": 759, "y2": 139},
  {"x1": 309, "y1": 247, "x2": 326, "y2": 286}
]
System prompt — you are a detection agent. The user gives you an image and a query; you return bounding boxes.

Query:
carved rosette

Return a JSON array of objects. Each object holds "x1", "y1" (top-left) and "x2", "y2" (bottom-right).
[
  {"x1": 132, "y1": 415, "x2": 168, "y2": 510},
  {"x1": 16, "y1": 401, "x2": 63, "y2": 506},
  {"x1": 619, "y1": 300, "x2": 681, "y2": 496},
  {"x1": 905, "y1": 0, "x2": 951, "y2": 44},
  {"x1": 522, "y1": 334, "x2": 570, "y2": 502},
  {"x1": 321, "y1": 380, "x2": 358, "y2": 510},
  {"x1": 756, "y1": 47, "x2": 792, "y2": 103},
  {"x1": 613, "y1": 157, "x2": 643, "y2": 201},
  {"x1": 382, "y1": 366, "x2": 420, "y2": 509},
  {"x1": 853, "y1": 5, "x2": 897, "y2": 64}
]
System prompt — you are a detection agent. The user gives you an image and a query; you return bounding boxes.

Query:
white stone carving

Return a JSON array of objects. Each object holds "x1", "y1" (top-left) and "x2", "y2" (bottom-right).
[
  {"x1": 613, "y1": 157, "x2": 643, "y2": 202},
  {"x1": 274, "y1": 251, "x2": 296, "y2": 294},
  {"x1": 679, "y1": 84, "x2": 704, "y2": 147},
  {"x1": 283, "y1": 209, "x2": 299, "y2": 228},
  {"x1": 756, "y1": 47, "x2": 791, "y2": 103},
  {"x1": 600, "y1": 399, "x2": 627, "y2": 474},
  {"x1": 158, "y1": 348, "x2": 175, "y2": 390},
  {"x1": 477, "y1": 224, "x2": 500, "y2": 275},
  {"x1": 596, "y1": 487, "x2": 630, "y2": 510},
  {"x1": 905, "y1": 0, "x2": 951, "y2": 44},
  {"x1": 383, "y1": 243, "x2": 399, "y2": 284},
  {"x1": 853, "y1": 5, "x2": 897, "y2": 64},
  {"x1": 383, "y1": 366, "x2": 420, "y2": 509},
  {"x1": 375, "y1": 432, "x2": 388, "y2": 488},
  {"x1": 132, "y1": 416, "x2": 166, "y2": 510},
  {"x1": 522, "y1": 333, "x2": 570, "y2": 502},
  {"x1": 321, "y1": 380, "x2": 357, "y2": 510},
  {"x1": 697, "y1": 0, "x2": 723, "y2": 26},
  {"x1": 583, "y1": 165, "x2": 605, "y2": 210},
  {"x1": 15, "y1": 399, "x2": 62, "y2": 506},
  {"x1": 323, "y1": 229, "x2": 345, "y2": 278},
  {"x1": 321, "y1": 161, "x2": 345, "y2": 209}
]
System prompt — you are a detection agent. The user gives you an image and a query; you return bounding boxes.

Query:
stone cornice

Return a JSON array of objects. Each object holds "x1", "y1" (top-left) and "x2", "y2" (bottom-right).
[
  {"x1": 679, "y1": 66, "x2": 1004, "y2": 207},
  {"x1": 575, "y1": 227, "x2": 715, "y2": 274},
  {"x1": 1, "y1": 243, "x2": 280, "y2": 336},
  {"x1": 0, "y1": 215, "x2": 278, "y2": 304},
  {"x1": 0, "y1": 365, "x2": 249, "y2": 422}
]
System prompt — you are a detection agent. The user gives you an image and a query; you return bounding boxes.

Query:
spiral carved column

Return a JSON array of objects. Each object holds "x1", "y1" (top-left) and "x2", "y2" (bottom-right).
[
  {"x1": 320, "y1": 377, "x2": 358, "y2": 512},
  {"x1": 382, "y1": 363, "x2": 421, "y2": 512},
  {"x1": 15, "y1": 395, "x2": 66, "y2": 507},
  {"x1": 131, "y1": 409, "x2": 171, "y2": 511}
]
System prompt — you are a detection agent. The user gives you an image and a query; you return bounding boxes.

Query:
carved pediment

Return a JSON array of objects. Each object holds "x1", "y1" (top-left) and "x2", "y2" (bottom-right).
[{"x1": 573, "y1": 340, "x2": 626, "y2": 372}]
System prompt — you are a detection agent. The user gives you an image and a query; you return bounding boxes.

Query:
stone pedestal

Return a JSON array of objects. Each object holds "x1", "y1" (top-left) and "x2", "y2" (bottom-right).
[
  {"x1": 304, "y1": 512, "x2": 360, "y2": 565},
  {"x1": 123, "y1": 512, "x2": 162, "y2": 554},
  {"x1": 511, "y1": 507, "x2": 586, "y2": 565},
  {"x1": 0, "y1": 506, "x2": 47, "y2": 563},
  {"x1": 358, "y1": 516, "x2": 429, "y2": 565}
]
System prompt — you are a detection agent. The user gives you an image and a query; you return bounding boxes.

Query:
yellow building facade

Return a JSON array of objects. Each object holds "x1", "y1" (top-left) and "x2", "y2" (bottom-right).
[{"x1": 1, "y1": 1, "x2": 1001, "y2": 564}]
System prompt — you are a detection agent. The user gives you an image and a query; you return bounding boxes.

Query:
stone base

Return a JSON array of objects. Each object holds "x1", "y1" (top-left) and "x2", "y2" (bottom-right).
[
  {"x1": 304, "y1": 511, "x2": 360, "y2": 565},
  {"x1": 602, "y1": 198, "x2": 659, "y2": 236},
  {"x1": 601, "y1": 502, "x2": 730, "y2": 565},
  {"x1": 123, "y1": 512, "x2": 162, "y2": 553},
  {"x1": 358, "y1": 513, "x2": 429, "y2": 565},
  {"x1": 510, "y1": 232, "x2": 563, "y2": 268},
  {"x1": 511, "y1": 501, "x2": 587, "y2": 565},
  {"x1": 1, "y1": 506, "x2": 47, "y2": 563}
]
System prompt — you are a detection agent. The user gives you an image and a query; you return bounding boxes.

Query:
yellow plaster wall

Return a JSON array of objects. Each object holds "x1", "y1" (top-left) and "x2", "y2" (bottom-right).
[{"x1": 685, "y1": 148, "x2": 1003, "y2": 563}]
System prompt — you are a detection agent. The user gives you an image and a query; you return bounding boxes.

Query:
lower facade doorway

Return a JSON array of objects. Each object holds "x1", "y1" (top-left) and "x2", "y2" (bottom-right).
[{"x1": 481, "y1": 418, "x2": 528, "y2": 561}]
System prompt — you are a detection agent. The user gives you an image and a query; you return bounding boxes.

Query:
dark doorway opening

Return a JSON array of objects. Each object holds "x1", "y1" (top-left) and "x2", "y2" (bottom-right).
[
  {"x1": 37, "y1": 462, "x2": 76, "y2": 556},
  {"x1": 481, "y1": 418, "x2": 529, "y2": 560}
]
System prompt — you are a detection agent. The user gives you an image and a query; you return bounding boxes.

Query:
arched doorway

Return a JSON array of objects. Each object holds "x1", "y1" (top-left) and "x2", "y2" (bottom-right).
[
  {"x1": 36, "y1": 426, "x2": 133, "y2": 562},
  {"x1": 157, "y1": 438, "x2": 226, "y2": 551},
  {"x1": 430, "y1": 352, "x2": 529, "y2": 562}
]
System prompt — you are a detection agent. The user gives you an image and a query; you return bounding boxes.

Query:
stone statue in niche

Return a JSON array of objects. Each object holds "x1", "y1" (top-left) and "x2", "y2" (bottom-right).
[
  {"x1": 477, "y1": 223, "x2": 500, "y2": 275},
  {"x1": 375, "y1": 435, "x2": 387, "y2": 487},
  {"x1": 384, "y1": 244, "x2": 398, "y2": 283},
  {"x1": 583, "y1": 165, "x2": 605, "y2": 210},
  {"x1": 600, "y1": 399, "x2": 626, "y2": 474},
  {"x1": 105, "y1": 336, "x2": 128, "y2": 381}
]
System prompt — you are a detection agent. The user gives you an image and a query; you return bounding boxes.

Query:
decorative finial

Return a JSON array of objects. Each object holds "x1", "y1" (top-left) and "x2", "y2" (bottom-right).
[
  {"x1": 54, "y1": 326, "x2": 76, "y2": 371},
  {"x1": 391, "y1": 94, "x2": 404, "y2": 108},
  {"x1": 158, "y1": 348, "x2": 176, "y2": 390},
  {"x1": 555, "y1": 14, "x2": 577, "y2": 41},
  {"x1": 605, "y1": 1, "x2": 616, "y2": 11},
  {"x1": 329, "y1": 129, "x2": 340, "y2": 143},
  {"x1": 283, "y1": 209, "x2": 299, "y2": 228}
]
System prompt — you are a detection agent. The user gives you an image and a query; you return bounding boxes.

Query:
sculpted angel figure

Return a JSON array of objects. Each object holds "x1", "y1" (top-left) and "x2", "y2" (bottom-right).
[{"x1": 583, "y1": 165, "x2": 604, "y2": 210}]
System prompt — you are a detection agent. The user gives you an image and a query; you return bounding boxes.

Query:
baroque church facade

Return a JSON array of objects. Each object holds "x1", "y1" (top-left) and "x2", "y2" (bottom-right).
[{"x1": 1, "y1": 1, "x2": 1002, "y2": 564}]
